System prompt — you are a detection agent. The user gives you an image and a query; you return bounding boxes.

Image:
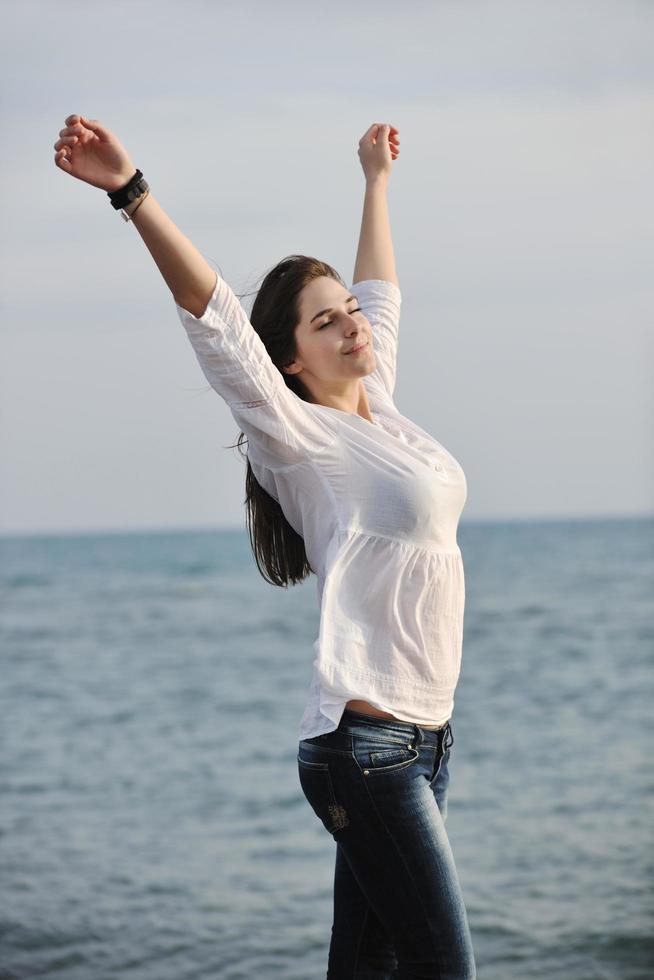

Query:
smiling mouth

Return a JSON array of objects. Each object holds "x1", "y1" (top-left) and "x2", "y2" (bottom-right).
[{"x1": 345, "y1": 341, "x2": 368, "y2": 355}]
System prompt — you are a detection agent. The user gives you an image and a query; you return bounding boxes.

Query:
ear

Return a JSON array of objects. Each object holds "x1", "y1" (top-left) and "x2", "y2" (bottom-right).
[{"x1": 281, "y1": 359, "x2": 302, "y2": 376}]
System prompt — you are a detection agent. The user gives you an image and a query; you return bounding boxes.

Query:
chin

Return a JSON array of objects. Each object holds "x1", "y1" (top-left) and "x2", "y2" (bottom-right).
[{"x1": 344, "y1": 343, "x2": 375, "y2": 374}]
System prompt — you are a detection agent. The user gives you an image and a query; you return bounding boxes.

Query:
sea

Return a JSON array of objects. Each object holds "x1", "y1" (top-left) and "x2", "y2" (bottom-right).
[{"x1": 1, "y1": 516, "x2": 652, "y2": 980}]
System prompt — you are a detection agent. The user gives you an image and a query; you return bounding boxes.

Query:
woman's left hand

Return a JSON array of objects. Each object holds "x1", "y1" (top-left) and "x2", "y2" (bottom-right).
[{"x1": 357, "y1": 123, "x2": 400, "y2": 182}]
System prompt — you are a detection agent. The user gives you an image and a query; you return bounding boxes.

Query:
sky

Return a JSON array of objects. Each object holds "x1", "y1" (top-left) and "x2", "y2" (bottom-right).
[{"x1": 1, "y1": 0, "x2": 652, "y2": 536}]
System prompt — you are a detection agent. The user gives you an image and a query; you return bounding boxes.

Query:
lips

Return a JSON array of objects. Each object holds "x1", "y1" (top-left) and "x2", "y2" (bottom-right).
[{"x1": 345, "y1": 341, "x2": 368, "y2": 355}]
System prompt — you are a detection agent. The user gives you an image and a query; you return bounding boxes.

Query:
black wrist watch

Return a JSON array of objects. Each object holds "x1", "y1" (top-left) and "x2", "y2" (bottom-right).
[{"x1": 107, "y1": 169, "x2": 150, "y2": 210}]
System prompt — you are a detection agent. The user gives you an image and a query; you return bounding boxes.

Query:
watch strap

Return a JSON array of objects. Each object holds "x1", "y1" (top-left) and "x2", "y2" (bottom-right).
[{"x1": 108, "y1": 170, "x2": 150, "y2": 210}]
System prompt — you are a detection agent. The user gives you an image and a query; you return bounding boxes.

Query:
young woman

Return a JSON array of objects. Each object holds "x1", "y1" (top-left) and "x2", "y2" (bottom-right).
[{"x1": 53, "y1": 114, "x2": 476, "y2": 979}]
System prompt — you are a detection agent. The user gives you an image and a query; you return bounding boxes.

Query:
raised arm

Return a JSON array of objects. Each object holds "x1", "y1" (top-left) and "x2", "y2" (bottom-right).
[
  {"x1": 353, "y1": 123, "x2": 400, "y2": 288},
  {"x1": 120, "y1": 192, "x2": 217, "y2": 318},
  {"x1": 53, "y1": 114, "x2": 216, "y2": 317},
  {"x1": 350, "y1": 124, "x2": 402, "y2": 400},
  {"x1": 52, "y1": 113, "x2": 336, "y2": 467}
]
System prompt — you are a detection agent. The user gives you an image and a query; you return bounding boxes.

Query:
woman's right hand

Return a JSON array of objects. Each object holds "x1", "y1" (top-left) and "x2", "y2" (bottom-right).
[{"x1": 53, "y1": 114, "x2": 137, "y2": 192}]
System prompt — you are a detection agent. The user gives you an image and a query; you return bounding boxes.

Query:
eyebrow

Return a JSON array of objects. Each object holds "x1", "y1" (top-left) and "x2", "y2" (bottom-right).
[{"x1": 310, "y1": 295, "x2": 358, "y2": 325}]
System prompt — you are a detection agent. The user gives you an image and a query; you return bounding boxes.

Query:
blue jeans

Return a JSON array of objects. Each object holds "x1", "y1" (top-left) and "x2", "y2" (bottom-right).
[{"x1": 297, "y1": 708, "x2": 476, "y2": 980}]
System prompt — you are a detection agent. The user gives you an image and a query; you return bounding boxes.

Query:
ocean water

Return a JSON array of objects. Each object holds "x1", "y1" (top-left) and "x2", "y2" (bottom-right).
[{"x1": 1, "y1": 517, "x2": 652, "y2": 980}]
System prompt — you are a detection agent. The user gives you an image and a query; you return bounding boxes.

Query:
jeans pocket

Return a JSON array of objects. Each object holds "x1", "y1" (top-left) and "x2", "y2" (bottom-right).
[
  {"x1": 353, "y1": 738, "x2": 421, "y2": 776},
  {"x1": 297, "y1": 755, "x2": 350, "y2": 835}
]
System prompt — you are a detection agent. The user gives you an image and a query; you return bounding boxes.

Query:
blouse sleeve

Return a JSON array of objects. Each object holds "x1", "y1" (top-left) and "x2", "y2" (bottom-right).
[
  {"x1": 351, "y1": 279, "x2": 401, "y2": 399},
  {"x1": 175, "y1": 266, "x2": 336, "y2": 469}
]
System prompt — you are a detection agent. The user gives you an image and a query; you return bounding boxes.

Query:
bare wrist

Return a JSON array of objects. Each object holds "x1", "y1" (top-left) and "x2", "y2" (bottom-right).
[{"x1": 365, "y1": 174, "x2": 389, "y2": 190}]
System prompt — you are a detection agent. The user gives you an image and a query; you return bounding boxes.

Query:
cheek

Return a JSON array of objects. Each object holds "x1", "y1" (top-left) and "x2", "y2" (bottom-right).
[{"x1": 309, "y1": 335, "x2": 338, "y2": 369}]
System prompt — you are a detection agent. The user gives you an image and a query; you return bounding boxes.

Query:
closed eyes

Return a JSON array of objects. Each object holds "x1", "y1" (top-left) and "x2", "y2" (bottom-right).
[{"x1": 319, "y1": 307, "x2": 362, "y2": 328}]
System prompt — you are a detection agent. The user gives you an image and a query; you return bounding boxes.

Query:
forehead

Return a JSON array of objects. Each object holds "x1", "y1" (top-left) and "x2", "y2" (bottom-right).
[{"x1": 299, "y1": 276, "x2": 351, "y2": 318}]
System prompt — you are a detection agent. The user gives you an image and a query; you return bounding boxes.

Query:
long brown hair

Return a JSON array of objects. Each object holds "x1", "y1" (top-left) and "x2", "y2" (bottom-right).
[{"x1": 226, "y1": 255, "x2": 346, "y2": 588}]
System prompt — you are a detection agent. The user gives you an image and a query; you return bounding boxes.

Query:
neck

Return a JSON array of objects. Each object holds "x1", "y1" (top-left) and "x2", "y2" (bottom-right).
[{"x1": 303, "y1": 380, "x2": 374, "y2": 421}]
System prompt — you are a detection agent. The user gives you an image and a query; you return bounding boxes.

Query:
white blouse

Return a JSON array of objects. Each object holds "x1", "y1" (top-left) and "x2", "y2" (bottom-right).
[{"x1": 175, "y1": 268, "x2": 468, "y2": 740}]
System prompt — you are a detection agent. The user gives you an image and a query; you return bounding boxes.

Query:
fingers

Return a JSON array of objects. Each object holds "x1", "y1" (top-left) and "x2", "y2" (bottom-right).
[
  {"x1": 378, "y1": 123, "x2": 400, "y2": 145},
  {"x1": 78, "y1": 115, "x2": 111, "y2": 140},
  {"x1": 361, "y1": 123, "x2": 400, "y2": 146},
  {"x1": 64, "y1": 114, "x2": 96, "y2": 129},
  {"x1": 367, "y1": 122, "x2": 399, "y2": 137},
  {"x1": 60, "y1": 122, "x2": 83, "y2": 135},
  {"x1": 366, "y1": 124, "x2": 401, "y2": 160},
  {"x1": 62, "y1": 114, "x2": 111, "y2": 141},
  {"x1": 358, "y1": 128, "x2": 401, "y2": 164},
  {"x1": 55, "y1": 113, "x2": 103, "y2": 160},
  {"x1": 54, "y1": 135, "x2": 78, "y2": 150},
  {"x1": 54, "y1": 148, "x2": 71, "y2": 171},
  {"x1": 377, "y1": 123, "x2": 400, "y2": 159}
]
